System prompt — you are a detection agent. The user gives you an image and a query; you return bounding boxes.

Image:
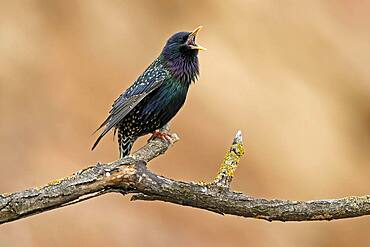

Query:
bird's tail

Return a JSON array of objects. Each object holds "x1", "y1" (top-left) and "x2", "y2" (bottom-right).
[
  {"x1": 91, "y1": 116, "x2": 111, "y2": 151},
  {"x1": 91, "y1": 132, "x2": 104, "y2": 151},
  {"x1": 118, "y1": 132, "x2": 137, "y2": 159}
]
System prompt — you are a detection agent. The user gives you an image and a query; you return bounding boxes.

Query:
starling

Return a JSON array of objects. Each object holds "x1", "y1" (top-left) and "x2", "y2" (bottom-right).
[{"x1": 92, "y1": 26, "x2": 206, "y2": 158}]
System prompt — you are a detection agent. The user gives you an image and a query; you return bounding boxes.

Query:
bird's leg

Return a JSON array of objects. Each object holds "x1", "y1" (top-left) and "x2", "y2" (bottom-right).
[
  {"x1": 148, "y1": 124, "x2": 178, "y2": 144},
  {"x1": 148, "y1": 129, "x2": 174, "y2": 143}
]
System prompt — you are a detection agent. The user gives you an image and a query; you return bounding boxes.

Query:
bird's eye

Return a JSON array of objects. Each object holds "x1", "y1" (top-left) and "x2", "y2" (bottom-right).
[{"x1": 182, "y1": 36, "x2": 189, "y2": 43}]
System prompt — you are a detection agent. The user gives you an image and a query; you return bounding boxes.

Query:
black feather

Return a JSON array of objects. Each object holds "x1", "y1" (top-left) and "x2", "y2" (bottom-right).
[{"x1": 92, "y1": 30, "x2": 201, "y2": 157}]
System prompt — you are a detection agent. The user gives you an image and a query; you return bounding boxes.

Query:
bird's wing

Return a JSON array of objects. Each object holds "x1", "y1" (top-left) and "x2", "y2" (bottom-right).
[{"x1": 92, "y1": 61, "x2": 169, "y2": 150}]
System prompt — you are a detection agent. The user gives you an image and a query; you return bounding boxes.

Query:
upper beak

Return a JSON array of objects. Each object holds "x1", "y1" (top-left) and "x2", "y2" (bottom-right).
[{"x1": 187, "y1": 26, "x2": 207, "y2": 51}]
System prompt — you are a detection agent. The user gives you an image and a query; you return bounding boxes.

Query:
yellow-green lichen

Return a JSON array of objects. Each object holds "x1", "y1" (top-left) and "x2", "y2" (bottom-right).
[
  {"x1": 214, "y1": 142, "x2": 244, "y2": 183},
  {"x1": 47, "y1": 179, "x2": 63, "y2": 186},
  {"x1": 46, "y1": 175, "x2": 74, "y2": 186}
]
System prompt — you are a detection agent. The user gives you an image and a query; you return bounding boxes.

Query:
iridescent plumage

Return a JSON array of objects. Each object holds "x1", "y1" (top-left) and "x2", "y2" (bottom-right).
[{"x1": 92, "y1": 27, "x2": 205, "y2": 158}]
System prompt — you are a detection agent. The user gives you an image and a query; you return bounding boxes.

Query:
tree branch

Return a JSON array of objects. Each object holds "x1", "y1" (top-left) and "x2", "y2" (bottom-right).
[{"x1": 0, "y1": 128, "x2": 369, "y2": 224}]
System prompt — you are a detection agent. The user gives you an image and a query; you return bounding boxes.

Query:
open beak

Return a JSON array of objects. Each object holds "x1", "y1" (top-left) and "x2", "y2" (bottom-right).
[{"x1": 187, "y1": 26, "x2": 207, "y2": 51}]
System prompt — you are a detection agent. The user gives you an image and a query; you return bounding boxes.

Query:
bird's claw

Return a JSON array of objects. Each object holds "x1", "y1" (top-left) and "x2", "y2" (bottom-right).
[{"x1": 148, "y1": 130, "x2": 174, "y2": 144}]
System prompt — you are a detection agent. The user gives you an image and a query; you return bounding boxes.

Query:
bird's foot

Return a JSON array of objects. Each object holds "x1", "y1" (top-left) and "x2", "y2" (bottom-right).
[{"x1": 148, "y1": 130, "x2": 175, "y2": 144}]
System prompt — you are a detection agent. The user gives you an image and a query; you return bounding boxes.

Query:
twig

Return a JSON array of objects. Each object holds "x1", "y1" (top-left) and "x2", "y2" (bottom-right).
[{"x1": 0, "y1": 129, "x2": 369, "y2": 224}]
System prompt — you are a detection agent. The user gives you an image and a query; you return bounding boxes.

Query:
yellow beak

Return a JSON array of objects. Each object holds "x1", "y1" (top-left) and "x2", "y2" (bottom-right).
[{"x1": 187, "y1": 26, "x2": 207, "y2": 51}]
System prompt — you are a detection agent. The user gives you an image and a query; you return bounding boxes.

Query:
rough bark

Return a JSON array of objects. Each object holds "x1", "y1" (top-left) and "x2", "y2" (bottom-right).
[{"x1": 0, "y1": 128, "x2": 369, "y2": 224}]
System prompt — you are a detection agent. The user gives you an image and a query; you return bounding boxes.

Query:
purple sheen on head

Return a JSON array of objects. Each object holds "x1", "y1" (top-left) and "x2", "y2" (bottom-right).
[{"x1": 161, "y1": 32, "x2": 200, "y2": 84}]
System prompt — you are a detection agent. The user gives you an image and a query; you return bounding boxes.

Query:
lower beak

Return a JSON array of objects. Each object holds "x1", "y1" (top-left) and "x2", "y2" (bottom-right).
[
  {"x1": 188, "y1": 26, "x2": 207, "y2": 51},
  {"x1": 188, "y1": 44, "x2": 207, "y2": 51}
]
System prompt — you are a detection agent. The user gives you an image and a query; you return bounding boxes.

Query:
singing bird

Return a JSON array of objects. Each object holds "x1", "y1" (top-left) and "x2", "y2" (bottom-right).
[{"x1": 92, "y1": 26, "x2": 206, "y2": 158}]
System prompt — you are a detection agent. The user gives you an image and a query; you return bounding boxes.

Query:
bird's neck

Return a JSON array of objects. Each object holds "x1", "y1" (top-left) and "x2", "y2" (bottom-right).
[{"x1": 160, "y1": 53, "x2": 199, "y2": 85}]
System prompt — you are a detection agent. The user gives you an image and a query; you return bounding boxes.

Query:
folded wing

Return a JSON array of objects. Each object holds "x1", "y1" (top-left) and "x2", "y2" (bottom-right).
[{"x1": 92, "y1": 60, "x2": 169, "y2": 150}]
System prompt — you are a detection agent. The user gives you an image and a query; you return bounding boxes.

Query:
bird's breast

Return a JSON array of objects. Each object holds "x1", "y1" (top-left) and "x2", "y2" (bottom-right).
[{"x1": 142, "y1": 80, "x2": 190, "y2": 124}]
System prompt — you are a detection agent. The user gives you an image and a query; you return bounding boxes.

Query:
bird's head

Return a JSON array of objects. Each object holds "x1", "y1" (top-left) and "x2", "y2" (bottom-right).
[
  {"x1": 161, "y1": 26, "x2": 206, "y2": 83},
  {"x1": 162, "y1": 26, "x2": 206, "y2": 57}
]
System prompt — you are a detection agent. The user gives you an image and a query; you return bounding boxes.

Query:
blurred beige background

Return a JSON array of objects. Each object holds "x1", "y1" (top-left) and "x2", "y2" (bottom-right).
[{"x1": 1, "y1": 0, "x2": 369, "y2": 246}]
